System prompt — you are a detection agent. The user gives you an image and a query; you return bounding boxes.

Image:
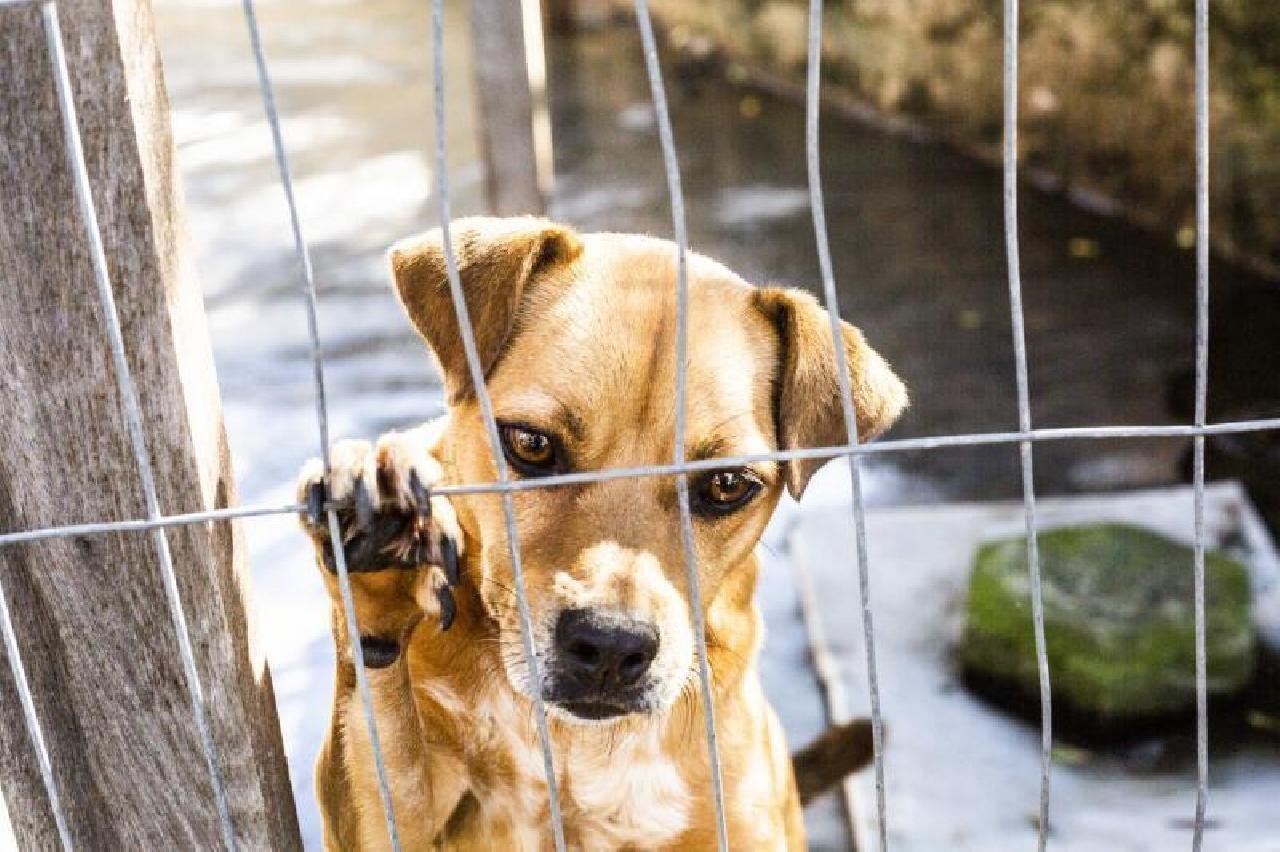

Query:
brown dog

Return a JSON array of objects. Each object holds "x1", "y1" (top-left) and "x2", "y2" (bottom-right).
[{"x1": 296, "y1": 217, "x2": 906, "y2": 849}]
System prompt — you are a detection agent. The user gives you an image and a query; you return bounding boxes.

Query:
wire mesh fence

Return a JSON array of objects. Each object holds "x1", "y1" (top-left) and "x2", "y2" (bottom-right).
[
  {"x1": 1000, "y1": 0, "x2": 1053, "y2": 846},
  {"x1": 0, "y1": 0, "x2": 1271, "y2": 849}
]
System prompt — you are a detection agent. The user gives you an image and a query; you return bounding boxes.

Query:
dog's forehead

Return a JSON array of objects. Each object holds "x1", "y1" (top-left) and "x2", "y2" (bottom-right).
[{"x1": 491, "y1": 234, "x2": 778, "y2": 447}]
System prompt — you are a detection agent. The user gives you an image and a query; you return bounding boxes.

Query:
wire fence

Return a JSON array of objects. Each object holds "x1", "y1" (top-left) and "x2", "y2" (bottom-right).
[
  {"x1": 1000, "y1": 0, "x2": 1053, "y2": 846},
  {"x1": 0, "y1": 0, "x2": 1270, "y2": 849}
]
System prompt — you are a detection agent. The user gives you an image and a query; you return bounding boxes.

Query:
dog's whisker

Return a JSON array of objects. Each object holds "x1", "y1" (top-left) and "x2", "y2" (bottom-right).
[{"x1": 705, "y1": 409, "x2": 757, "y2": 437}]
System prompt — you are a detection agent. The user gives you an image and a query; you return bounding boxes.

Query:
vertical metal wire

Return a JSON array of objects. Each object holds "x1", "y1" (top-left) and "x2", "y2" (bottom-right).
[
  {"x1": 0, "y1": 551, "x2": 72, "y2": 848},
  {"x1": 1000, "y1": 1, "x2": 1053, "y2": 848},
  {"x1": 0, "y1": 25, "x2": 80, "y2": 852},
  {"x1": 1191, "y1": 0, "x2": 1211, "y2": 846},
  {"x1": 40, "y1": 4, "x2": 237, "y2": 848},
  {"x1": 428, "y1": 2, "x2": 567, "y2": 849},
  {"x1": 631, "y1": 2, "x2": 730, "y2": 848},
  {"x1": 804, "y1": 1, "x2": 889, "y2": 847},
  {"x1": 0, "y1": 584, "x2": 72, "y2": 850},
  {"x1": 237, "y1": 1, "x2": 402, "y2": 847}
]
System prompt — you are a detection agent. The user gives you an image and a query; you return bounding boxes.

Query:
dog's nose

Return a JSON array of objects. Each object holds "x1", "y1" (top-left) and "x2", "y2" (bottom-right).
[{"x1": 554, "y1": 608, "x2": 659, "y2": 690}]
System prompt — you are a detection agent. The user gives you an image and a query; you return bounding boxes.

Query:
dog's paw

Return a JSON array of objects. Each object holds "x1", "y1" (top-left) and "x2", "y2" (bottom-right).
[{"x1": 296, "y1": 433, "x2": 464, "y2": 629}]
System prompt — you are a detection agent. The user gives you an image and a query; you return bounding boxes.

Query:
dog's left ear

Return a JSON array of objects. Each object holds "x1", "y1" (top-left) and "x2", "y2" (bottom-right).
[
  {"x1": 389, "y1": 216, "x2": 583, "y2": 402},
  {"x1": 754, "y1": 287, "x2": 908, "y2": 500}
]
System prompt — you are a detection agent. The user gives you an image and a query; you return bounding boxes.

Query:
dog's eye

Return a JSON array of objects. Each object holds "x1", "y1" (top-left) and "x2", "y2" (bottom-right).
[
  {"x1": 500, "y1": 424, "x2": 558, "y2": 475},
  {"x1": 693, "y1": 469, "x2": 762, "y2": 516}
]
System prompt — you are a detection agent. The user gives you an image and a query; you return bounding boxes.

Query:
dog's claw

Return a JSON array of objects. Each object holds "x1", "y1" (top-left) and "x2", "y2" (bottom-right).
[
  {"x1": 440, "y1": 534, "x2": 460, "y2": 587},
  {"x1": 409, "y1": 470, "x2": 433, "y2": 520},
  {"x1": 358, "y1": 635, "x2": 400, "y2": 669},
  {"x1": 437, "y1": 583, "x2": 457, "y2": 631},
  {"x1": 307, "y1": 481, "x2": 326, "y2": 528},
  {"x1": 354, "y1": 477, "x2": 376, "y2": 530}
]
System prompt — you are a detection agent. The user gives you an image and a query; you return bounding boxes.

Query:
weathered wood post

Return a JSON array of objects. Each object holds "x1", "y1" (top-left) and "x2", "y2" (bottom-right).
[
  {"x1": 0, "y1": 0, "x2": 300, "y2": 846},
  {"x1": 469, "y1": 0, "x2": 553, "y2": 214}
]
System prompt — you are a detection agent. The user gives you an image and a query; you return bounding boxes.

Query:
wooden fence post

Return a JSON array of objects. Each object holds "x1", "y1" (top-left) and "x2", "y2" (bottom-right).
[
  {"x1": 469, "y1": 0, "x2": 554, "y2": 214},
  {"x1": 0, "y1": 0, "x2": 300, "y2": 847}
]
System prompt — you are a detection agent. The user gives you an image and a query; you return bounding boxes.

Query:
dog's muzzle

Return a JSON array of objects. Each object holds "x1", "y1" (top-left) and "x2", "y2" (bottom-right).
[{"x1": 545, "y1": 608, "x2": 660, "y2": 721}]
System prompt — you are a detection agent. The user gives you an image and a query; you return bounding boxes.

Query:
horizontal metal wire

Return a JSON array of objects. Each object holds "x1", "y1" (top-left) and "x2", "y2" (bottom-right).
[
  {"x1": 0, "y1": 502, "x2": 303, "y2": 546},
  {"x1": 2, "y1": 418, "x2": 1278, "y2": 549}
]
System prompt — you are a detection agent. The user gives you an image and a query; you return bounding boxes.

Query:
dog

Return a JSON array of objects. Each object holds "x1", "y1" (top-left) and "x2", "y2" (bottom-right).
[{"x1": 296, "y1": 216, "x2": 907, "y2": 849}]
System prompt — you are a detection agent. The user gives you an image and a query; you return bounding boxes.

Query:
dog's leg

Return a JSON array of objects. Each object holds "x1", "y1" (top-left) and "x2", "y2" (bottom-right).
[{"x1": 298, "y1": 423, "x2": 468, "y2": 849}]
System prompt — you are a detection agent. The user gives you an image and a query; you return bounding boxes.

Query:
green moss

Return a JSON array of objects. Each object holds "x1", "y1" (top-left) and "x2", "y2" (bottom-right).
[{"x1": 962, "y1": 524, "x2": 1255, "y2": 721}]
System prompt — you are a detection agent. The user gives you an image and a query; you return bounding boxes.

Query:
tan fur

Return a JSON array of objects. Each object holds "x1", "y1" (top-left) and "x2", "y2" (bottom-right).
[{"x1": 298, "y1": 217, "x2": 906, "y2": 849}]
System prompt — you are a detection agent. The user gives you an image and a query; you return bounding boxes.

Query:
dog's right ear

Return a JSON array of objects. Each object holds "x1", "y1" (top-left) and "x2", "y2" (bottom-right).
[{"x1": 389, "y1": 216, "x2": 583, "y2": 403}]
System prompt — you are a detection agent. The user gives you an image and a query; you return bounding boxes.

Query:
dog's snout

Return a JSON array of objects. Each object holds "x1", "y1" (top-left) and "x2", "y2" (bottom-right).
[{"x1": 555, "y1": 608, "x2": 659, "y2": 690}]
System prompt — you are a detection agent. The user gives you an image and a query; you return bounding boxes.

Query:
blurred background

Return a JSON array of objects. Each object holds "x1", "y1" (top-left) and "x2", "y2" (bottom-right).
[{"x1": 148, "y1": 0, "x2": 1280, "y2": 847}]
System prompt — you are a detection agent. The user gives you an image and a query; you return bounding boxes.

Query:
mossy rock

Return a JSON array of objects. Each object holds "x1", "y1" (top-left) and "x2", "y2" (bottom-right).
[{"x1": 962, "y1": 524, "x2": 1255, "y2": 724}]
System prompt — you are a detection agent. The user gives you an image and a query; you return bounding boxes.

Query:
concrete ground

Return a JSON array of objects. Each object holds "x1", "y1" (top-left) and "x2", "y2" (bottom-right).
[{"x1": 785, "y1": 476, "x2": 1280, "y2": 851}]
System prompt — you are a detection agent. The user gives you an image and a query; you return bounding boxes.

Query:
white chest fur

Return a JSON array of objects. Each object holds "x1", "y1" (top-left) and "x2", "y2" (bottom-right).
[
  {"x1": 458, "y1": 687, "x2": 693, "y2": 849},
  {"x1": 562, "y1": 725, "x2": 691, "y2": 848}
]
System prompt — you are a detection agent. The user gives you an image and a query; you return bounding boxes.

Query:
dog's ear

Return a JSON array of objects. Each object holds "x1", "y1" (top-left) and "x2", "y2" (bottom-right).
[
  {"x1": 754, "y1": 287, "x2": 908, "y2": 499},
  {"x1": 389, "y1": 216, "x2": 583, "y2": 402}
]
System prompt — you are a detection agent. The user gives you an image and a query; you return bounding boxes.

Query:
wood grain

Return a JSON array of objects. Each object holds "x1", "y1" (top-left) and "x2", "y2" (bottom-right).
[
  {"x1": 470, "y1": 0, "x2": 547, "y2": 215},
  {"x1": 0, "y1": 0, "x2": 300, "y2": 846}
]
